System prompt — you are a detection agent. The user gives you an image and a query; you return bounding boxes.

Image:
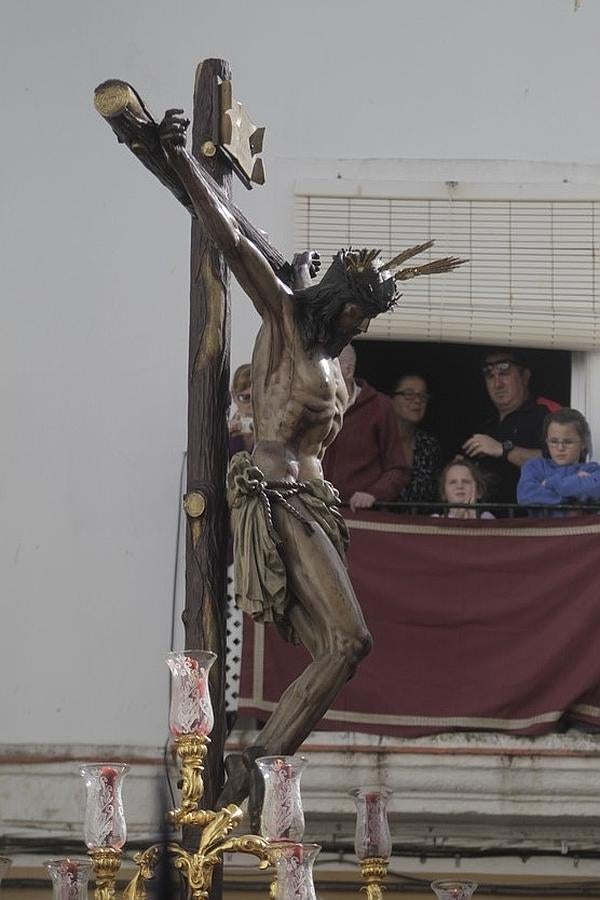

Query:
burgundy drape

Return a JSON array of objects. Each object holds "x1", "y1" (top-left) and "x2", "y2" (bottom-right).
[{"x1": 238, "y1": 511, "x2": 600, "y2": 736}]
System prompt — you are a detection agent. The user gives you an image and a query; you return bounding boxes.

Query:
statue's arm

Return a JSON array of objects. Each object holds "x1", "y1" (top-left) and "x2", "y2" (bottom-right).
[{"x1": 159, "y1": 109, "x2": 285, "y2": 317}]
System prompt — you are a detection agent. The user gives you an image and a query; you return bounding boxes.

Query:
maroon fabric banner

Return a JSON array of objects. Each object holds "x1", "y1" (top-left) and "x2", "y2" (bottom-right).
[{"x1": 238, "y1": 511, "x2": 600, "y2": 737}]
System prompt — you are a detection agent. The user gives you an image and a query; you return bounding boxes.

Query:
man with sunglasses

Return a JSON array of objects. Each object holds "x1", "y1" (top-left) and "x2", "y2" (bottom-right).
[{"x1": 462, "y1": 349, "x2": 548, "y2": 506}]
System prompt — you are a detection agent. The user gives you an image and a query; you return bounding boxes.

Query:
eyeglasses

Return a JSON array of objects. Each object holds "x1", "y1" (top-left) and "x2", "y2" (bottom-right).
[
  {"x1": 236, "y1": 392, "x2": 252, "y2": 403},
  {"x1": 481, "y1": 359, "x2": 519, "y2": 377},
  {"x1": 393, "y1": 389, "x2": 430, "y2": 403},
  {"x1": 546, "y1": 438, "x2": 581, "y2": 448}
]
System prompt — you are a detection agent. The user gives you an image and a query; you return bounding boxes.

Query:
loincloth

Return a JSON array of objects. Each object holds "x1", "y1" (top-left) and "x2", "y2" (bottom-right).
[{"x1": 227, "y1": 451, "x2": 349, "y2": 644}]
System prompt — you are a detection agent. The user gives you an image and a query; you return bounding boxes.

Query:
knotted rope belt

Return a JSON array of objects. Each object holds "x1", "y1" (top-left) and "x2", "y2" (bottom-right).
[{"x1": 245, "y1": 477, "x2": 316, "y2": 547}]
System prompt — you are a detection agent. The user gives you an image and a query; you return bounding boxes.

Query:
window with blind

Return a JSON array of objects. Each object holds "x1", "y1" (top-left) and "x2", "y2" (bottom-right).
[{"x1": 294, "y1": 194, "x2": 600, "y2": 351}]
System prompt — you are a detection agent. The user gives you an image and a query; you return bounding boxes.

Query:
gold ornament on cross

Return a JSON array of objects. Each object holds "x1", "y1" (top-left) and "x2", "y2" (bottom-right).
[{"x1": 219, "y1": 80, "x2": 265, "y2": 189}]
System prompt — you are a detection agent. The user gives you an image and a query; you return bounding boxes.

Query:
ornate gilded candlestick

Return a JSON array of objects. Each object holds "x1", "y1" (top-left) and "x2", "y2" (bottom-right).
[
  {"x1": 166, "y1": 649, "x2": 216, "y2": 821},
  {"x1": 350, "y1": 787, "x2": 392, "y2": 900},
  {"x1": 80, "y1": 763, "x2": 128, "y2": 900}
]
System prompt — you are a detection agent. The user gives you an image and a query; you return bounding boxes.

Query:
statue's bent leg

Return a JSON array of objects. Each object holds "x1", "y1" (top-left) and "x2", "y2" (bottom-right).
[
  {"x1": 219, "y1": 499, "x2": 371, "y2": 809},
  {"x1": 255, "y1": 499, "x2": 372, "y2": 754}
]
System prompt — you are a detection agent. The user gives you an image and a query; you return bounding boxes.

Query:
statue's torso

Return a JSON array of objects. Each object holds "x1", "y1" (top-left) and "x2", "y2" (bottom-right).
[{"x1": 251, "y1": 308, "x2": 348, "y2": 482}]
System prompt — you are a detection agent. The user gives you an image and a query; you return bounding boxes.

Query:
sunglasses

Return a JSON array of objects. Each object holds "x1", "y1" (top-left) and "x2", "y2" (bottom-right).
[{"x1": 481, "y1": 359, "x2": 520, "y2": 377}]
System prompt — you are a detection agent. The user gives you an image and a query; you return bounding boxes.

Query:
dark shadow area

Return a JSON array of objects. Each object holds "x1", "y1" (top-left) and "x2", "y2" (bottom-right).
[{"x1": 354, "y1": 340, "x2": 572, "y2": 462}]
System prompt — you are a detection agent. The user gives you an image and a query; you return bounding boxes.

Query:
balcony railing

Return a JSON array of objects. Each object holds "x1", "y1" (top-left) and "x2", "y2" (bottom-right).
[{"x1": 367, "y1": 501, "x2": 600, "y2": 518}]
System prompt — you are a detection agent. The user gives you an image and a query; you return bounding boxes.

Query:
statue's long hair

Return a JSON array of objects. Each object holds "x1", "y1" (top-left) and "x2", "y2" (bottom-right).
[
  {"x1": 292, "y1": 244, "x2": 465, "y2": 353},
  {"x1": 293, "y1": 250, "x2": 397, "y2": 352}
]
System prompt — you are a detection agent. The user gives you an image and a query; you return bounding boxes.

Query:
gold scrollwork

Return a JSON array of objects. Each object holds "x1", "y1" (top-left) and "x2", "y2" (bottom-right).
[
  {"x1": 89, "y1": 847, "x2": 123, "y2": 900},
  {"x1": 118, "y1": 732, "x2": 274, "y2": 900},
  {"x1": 359, "y1": 856, "x2": 389, "y2": 900},
  {"x1": 122, "y1": 844, "x2": 162, "y2": 900},
  {"x1": 169, "y1": 733, "x2": 209, "y2": 818}
]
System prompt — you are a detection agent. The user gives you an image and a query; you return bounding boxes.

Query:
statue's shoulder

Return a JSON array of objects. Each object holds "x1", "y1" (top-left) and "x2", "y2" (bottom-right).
[{"x1": 258, "y1": 285, "x2": 297, "y2": 337}]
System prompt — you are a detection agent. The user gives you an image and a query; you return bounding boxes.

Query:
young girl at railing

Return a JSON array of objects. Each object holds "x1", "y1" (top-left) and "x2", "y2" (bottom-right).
[
  {"x1": 517, "y1": 408, "x2": 600, "y2": 508},
  {"x1": 433, "y1": 459, "x2": 494, "y2": 519}
]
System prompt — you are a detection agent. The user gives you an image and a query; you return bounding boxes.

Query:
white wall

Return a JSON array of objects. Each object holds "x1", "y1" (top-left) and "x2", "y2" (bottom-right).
[{"x1": 3, "y1": 0, "x2": 600, "y2": 748}]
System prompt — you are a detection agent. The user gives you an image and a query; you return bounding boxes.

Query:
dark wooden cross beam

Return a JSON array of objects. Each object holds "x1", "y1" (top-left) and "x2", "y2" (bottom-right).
[
  {"x1": 94, "y1": 59, "x2": 270, "y2": 815},
  {"x1": 94, "y1": 75, "x2": 292, "y2": 283}
]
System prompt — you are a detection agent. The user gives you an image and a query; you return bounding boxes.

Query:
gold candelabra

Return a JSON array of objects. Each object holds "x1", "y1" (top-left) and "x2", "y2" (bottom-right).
[
  {"x1": 87, "y1": 733, "x2": 270, "y2": 900},
  {"x1": 78, "y1": 652, "x2": 399, "y2": 900},
  {"x1": 80, "y1": 651, "x2": 271, "y2": 900}
]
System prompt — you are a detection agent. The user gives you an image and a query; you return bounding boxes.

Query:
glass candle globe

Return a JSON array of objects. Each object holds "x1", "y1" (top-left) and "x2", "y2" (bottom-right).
[
  {"x1": 350, "y1": 787, "x2": 392, "y2": 859},
  {"x1": 80, "y1": 763, "x2": 128, "y2": 850},
  {"x1": 274, "y1": 842, "x2": 320, "y2": 900},
  {"x1": 431, "y1": 881, "x2": 479, "y2": 900},
  {"x1": 46, "y1": 858, "x2": 91, "y2": 900},
  {"x1": 166, "y1": 650, "x2": 216, "y2": 736},
  {"x1": 256, "y1": 755, "x2": 307, "y2": 842}
]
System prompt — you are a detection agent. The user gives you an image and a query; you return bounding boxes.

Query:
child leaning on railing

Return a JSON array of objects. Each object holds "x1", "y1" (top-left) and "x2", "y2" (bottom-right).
[{"x1": 517, "y1": 408, "x2": 600, "y2": 509}]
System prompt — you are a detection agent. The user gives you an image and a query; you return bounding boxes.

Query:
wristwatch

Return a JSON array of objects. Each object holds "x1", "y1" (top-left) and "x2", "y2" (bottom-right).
[{"x1": 501, "y1": 440, "x2": 514, "y2": 460}]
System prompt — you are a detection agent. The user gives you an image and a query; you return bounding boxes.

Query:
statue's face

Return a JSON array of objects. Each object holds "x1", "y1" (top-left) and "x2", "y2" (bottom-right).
[
  {"x1": 337, "y1": 301, "x2": 371, "y2": 340},
  {"x1": 326, "y1": 300, "x2": 372, "y2": 358}
]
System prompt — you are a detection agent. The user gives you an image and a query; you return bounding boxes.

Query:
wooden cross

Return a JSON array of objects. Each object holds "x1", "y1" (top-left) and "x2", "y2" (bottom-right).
[{"x1": 94, "y1": 59, "x2": 271, "y2": 813}]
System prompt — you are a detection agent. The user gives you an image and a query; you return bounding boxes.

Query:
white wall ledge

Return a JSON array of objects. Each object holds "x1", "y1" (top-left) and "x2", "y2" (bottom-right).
[{"x1": 2, "y1": 730, "x2": 600, "y2": 844}]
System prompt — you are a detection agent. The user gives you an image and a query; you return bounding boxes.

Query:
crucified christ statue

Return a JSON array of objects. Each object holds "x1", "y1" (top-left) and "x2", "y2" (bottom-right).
[{"x1": 159, "y1": 108, "x2": 463, "y2": 814}]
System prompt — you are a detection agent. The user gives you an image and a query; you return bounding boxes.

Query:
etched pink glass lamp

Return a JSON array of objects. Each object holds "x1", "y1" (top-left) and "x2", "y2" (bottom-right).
[
  {"x1": 46, "y1": 858, "x2": 92, "y2": 900},
  {"x1": 273, "y1": 842, "x2": 320, "y2": 900},
  {"x1": 80, "y1": 763, "x2": 128, "y2": 898},
  {"x1": 166, "y1": 650, "x2": 216, "y2": 737},
  {"x1": 256, "y1": 755, "x2": 307, "y2": 842},
  {"x1": 431, "y1": 882, "x2": 478, "y2": 900},
  {"x1": 350, "y1": 787, "x2": 393, "y2": 900},
  {"x1": 80, "y1": 764, "x2": 128, "y2": 850},
  {"x1": 165, "y1": 650, "x2": 217, "y2": 816}
]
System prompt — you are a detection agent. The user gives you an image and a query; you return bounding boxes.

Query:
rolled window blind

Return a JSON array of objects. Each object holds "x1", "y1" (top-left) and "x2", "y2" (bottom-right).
[{"x1": 294, "y1": 195, "x2": 600, "y2": 350}]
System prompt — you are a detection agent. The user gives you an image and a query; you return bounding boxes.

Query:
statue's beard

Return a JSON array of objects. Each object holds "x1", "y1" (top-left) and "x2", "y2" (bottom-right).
[
  {"x1": 294, "y1": 295, "x2": 360, "y2": 358},
  {"x1": 326, "y1": 332, "x2": 354, "y2": 359}
]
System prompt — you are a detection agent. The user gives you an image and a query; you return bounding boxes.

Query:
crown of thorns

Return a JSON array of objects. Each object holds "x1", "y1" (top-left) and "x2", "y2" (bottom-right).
[{"x1": 319, "y1": 242, "x2": 465, "y2": 313}]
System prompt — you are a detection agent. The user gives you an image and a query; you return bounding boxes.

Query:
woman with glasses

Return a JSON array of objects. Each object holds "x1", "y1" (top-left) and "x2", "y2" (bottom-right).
[
  {"x1": 391, "y1": 374, "x2": 442, "y2": 503},
  {"x1": 229, "y1": 363, "x2": 254, "y2": 456},
  {"x1": 517, "y1": 408, "x2": 600, "y2": 510}
]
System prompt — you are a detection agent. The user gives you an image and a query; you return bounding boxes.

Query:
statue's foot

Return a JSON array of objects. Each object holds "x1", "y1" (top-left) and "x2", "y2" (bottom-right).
[
  {"x1": 217, "y1": 752, "x2": 250, "y2": 808},
  {"x1": 243, "y1": 746, "x2": 267, "y2": 835},
  {"x1": 218, "y1": 745, "x2": 269, "y2": 819}
]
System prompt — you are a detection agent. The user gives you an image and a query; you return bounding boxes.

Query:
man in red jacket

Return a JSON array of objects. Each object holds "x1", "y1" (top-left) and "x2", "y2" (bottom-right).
[{"x1": 323, "y1": 344, "x2": 409, "y2": 510}]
